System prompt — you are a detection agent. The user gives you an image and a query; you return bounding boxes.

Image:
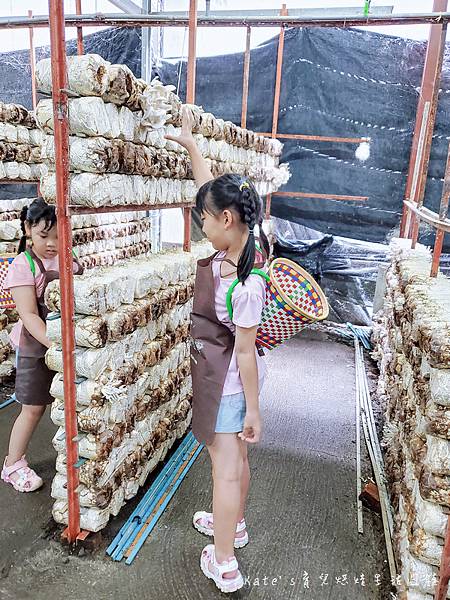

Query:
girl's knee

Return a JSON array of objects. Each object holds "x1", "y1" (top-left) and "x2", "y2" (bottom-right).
[
  {"x1": 22, "y1": 404, "x2": 46, "y2": 419},
  {"x1": 214, "y1": 460, "x2": 244, "y2": 484}
]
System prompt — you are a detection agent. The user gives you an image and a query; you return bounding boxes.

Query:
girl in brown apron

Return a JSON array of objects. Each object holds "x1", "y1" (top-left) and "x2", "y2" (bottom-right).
[
  {"x1": 166, "y1": 109, "x2": 270, "y2": 593},
  {"x1": 1, "y1": 198, "x2": 83, "y2": 493}
]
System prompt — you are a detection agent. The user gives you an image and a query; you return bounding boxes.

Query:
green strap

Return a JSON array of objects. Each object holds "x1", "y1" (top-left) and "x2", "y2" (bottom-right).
[
  {"x1": 24, "y1": 249, "x2": 78, "y2": 276},
  {"x1": 24, "y1": 250, "x2": 36, "y2": 277},
  {"x1": 225, "y1": 268, "x2": 270, "y2": 321}
]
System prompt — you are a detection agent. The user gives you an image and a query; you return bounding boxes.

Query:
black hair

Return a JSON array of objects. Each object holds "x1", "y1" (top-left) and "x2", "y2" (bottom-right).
[
  {"x1": 18, "y1": 198, "x2": 57, "y2": 254},
  {"x1": 196, "y1": 174, "x2": 270, "y2": 282}
]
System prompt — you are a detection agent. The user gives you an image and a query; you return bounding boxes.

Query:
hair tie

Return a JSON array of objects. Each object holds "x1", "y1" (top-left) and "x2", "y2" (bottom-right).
[
  {"x1": 239, "y1": 180, "x2": 250, "y2": 192},
  {"x1": 248, "y1": 228, "x2": 254, "y2": 235}
]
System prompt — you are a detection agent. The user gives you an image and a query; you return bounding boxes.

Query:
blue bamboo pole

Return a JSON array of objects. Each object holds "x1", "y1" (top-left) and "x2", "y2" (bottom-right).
[
  {"x1": 108, "y1": 431, "x2": 195, "y2": 558},
  {"x1": 107, "y1": 430, "x2": 198, "y2": 559},
  {"x1": 113, "y1": 436, "x2": 201, "y2": 561},
  {"x1": 125, "y1": 443, "x2": 203, "y2": 564}
]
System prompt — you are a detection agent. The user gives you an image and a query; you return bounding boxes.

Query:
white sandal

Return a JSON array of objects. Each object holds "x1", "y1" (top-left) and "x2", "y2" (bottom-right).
[
  {"x1": 193, "y1": 511, "x2": 248, "y2": 548},
  {"x1": 200, "y1": 544, "x2": 244, "y2": 593},
  {"x1": 1, "y1": 456, "x2": 43, "y2": 492}
]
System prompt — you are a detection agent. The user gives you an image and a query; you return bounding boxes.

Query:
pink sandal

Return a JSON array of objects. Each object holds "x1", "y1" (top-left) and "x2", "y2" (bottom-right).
[
  {"x1": 200, "y1": 544, "x2": 244, "y2": 593},
  {"x1": 1, "y1": 456, "x2": 43, "y2": 492},
  {"x1": 193, "y1": 511, "x2": 248, "y2": 548}
]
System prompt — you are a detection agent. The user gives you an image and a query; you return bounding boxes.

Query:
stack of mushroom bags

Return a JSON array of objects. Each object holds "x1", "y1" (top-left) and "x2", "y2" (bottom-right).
[
  {"x1": 71, "y1": 211, "x2": 152, "y2": 270},
  {"x1": 0, "y1": 198, "x2": 31, "y2": 254},
  {"x1": 0, "y1": 307, "x2": 16, "y2": 383},
  {"x1": 44, "y1": 241, "x2": 212, "y2": 532},
  {"x1": 34, "y1": 53, "x2": 289, "y2": 209},
  {"x1": 372, "y1": 238, "x2": 450, "y2": 599},
  {"x1": 0, "y1": 199, "x2": 32, "y2": 380},
  {"x1": 0, "y1": 102, "x2": 43, "y2": 181}
]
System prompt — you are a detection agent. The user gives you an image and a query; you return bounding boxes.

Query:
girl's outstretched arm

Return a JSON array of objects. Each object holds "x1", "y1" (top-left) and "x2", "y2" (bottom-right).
[
  {"x1": 11, "y1": 286, "x2": 52, "y2": 348},
  {"x1": 165, "y1": 106, "x2": 213, "y2": 188}
]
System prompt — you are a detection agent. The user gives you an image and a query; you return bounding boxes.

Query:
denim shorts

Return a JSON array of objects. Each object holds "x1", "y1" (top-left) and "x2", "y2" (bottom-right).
[{"x1": 214, "y1": 391, "x2": 246, "y2": 433}]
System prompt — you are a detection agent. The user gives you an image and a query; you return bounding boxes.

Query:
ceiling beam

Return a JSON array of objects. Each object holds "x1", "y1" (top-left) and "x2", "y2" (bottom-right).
[{"x1": 5, "y1": 10, "x2": 450, "y2": 30}]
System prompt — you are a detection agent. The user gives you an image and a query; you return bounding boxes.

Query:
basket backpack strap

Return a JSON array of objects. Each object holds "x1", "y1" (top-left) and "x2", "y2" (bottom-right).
[
  {"x1": 226, "y1": 268, "x2": 270, "y2": 321},
  {"x1": 24, "y1": 250, "x2": 36, "y2": 277}
]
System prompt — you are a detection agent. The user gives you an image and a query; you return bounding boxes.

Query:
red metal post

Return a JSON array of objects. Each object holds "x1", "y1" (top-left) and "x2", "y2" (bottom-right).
[
  {"x1": 241, "y1": 26, "x2": 251, "y2": 129},
  {"x1": 186, "y1": 0, "x2": 197, "y2": 104},
  {"x1": 48, "y1": 0, "x2": 81, "y2": 542},
  {"x1": 400, "y1": 0, "x2": 448, "y2": 240},
  {"x1": 75, "y1": 0, "x2": 84, "y2": 55},
  {"x1": 184, "y1": 0, "x2": 197, "y2": 252},
  {"x1": 431, "y1": 142, "x2": 450, "y2": 277},
  {"x1": 435, "y1": 516, "x2": 450, "y2": 600},
  {"x1": 266, "y1": 4, "x2": 288, "y2": 220}
]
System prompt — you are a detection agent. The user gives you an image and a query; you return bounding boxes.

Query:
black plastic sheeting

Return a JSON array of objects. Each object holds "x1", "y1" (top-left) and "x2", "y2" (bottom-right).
[
  {"x1": 159, "y1": 26, "x2": 450, "y2": 253},
  {"x1": 1, "y1": 25, "x2": 449, "y2": 324}
]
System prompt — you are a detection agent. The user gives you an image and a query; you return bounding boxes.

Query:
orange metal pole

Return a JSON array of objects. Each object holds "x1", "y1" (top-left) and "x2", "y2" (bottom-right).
[
  {"x1": 28, "y1": 9, "x2": 40, "y2": 197},
  {"x1": 431, "y1": 142, "x2": 450, "y2": 277},
  {"x1": 28, "y1": 11, "x2": 37, "y2": 110},
  {"x1": 435, "y1": 517, "x2": 450, "y2": 600},
  {"x1": 273, "y1": 191, "x2": 368, "y2": 202},
  {"x1": 184, "y1": 0, "x2": 197, "y2": 252},
  {"x1": 410, "y1": 12, "x2": 448, "y2": 247},
  {"x1": 258, "y1": 132, "x2": 369, "y2": 144},
  {"x1": 186, "y1": 0, "x2": 197, "y2": 104},
  {"x1": 266, "y1": 4, "x2": 288, "y2": 220},
  {"x1": 400, "y1": 0, "x2": 448, "y2": 240},
  {"x1": 241, "y1": 26, "x2": 251, "y2": 129},
  {"x1": 48, "y1": 0, "x2": 81, "y2": 542},
  {"x1": 75, "y1": 0, "x2": 84, "y2": 55}
]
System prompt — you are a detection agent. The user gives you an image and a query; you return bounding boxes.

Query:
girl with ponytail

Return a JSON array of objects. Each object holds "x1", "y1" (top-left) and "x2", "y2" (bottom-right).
[
  {"x1": 166, "y1": 109, "x2": 268, "y2": 593},
  {"x1": 1, "y1": 198, "x2": 83, "y2": 493}
]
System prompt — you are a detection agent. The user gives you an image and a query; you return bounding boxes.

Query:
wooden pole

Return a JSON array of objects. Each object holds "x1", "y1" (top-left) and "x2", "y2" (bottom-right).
[
  {"x1": 431, "y1": 142, "x2": 450, "y2": 277},
  {"x1": 28, "y1": 10, "x2": 37, "y2": 110},
  {"x1": 184, "y1": 0, "x2": 197, "y2": 252},
  {"x1": 75, "y1": 0, "x2": 84, "y2": 55},
  {"x1": 265, "y1": 3, "x2": 288, "y2": 220},
  {"x1": 241, "y1": 26, "x2": 251, "y2": 129},
  {"x1": 400, "y1": 0, "x2": 448, "y2": 240}
]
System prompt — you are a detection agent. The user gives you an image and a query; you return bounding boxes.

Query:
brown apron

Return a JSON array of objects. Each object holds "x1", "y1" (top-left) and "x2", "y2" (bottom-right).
[
  {"x1": 190, "y1": 251, "x2": 265, "y2": 446},
  {"x1": 15, "y1": 249, "x2": 84, "y2": 406}
]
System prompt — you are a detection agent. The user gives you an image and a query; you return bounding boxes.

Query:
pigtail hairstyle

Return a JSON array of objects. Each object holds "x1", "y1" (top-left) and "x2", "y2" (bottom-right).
[
  {"x1": 257, "y1": 213, "x2": 270, "y2": 262},
  {"x1": 196, "y1": 173, "x2": 264, "y2": 283},
  {"x1": 18, "y1": 205, "x2": 29, "y2": 254},
  {"x1": 17, "y1": 198, "x2": 57, "y2": 255},
  {"x1": 238, "y1": 183, "x2": 257, "y2": 282}
]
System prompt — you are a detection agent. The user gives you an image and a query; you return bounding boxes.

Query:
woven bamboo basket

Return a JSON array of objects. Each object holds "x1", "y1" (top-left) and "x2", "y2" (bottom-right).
[
  {"x1": 0, "y1": 254, "x2": 16, "y2": 309},
  {"x1": 256, "y1": 258, "x2": 329, "y2": 351}
]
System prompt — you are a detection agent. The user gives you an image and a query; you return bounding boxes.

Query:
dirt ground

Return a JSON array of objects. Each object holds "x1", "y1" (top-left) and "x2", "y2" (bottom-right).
[{"x1": 0, "y1": 331, "x2": 395, "y2": 600}]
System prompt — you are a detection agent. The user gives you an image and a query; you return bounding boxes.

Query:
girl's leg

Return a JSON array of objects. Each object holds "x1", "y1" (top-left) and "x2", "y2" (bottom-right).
[
  {"x1": 207, "y1": 433, "x2": 244, "y2": 569},
  {"x1": 237, "y1": 441, "x2": 249, "y2": 523},
  {"x1": 6, "y1": 404, "x2": 46, "y2": 471}
]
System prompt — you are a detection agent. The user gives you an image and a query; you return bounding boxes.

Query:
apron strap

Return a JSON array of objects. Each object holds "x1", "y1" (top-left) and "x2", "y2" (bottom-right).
[{"x1": 25, "y1": 248, "x2": 46, "y2": 276}]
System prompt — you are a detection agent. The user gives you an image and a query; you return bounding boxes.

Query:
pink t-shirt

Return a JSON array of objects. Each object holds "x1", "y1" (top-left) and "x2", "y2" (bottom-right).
[
  {"x1": 5, "y1": 252, "x2": 61, "y2": 349},
  {"x1": 212, "y1": 251, "x2": 266, "y2": 396}
]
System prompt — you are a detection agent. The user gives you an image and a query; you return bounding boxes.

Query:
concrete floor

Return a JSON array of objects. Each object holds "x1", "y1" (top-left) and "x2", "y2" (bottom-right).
[{"x1": 0, "y1": 332, "x2": 392, "y2": 600}]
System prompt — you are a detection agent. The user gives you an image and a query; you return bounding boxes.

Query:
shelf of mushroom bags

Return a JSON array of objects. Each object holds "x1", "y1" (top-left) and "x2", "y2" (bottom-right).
[
  {"x1": 0, "y1": 100, "x2": 44, "y2": 184},
  {"x1": 32, "y1": 52, "x2": 291, "y2": 533}
]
